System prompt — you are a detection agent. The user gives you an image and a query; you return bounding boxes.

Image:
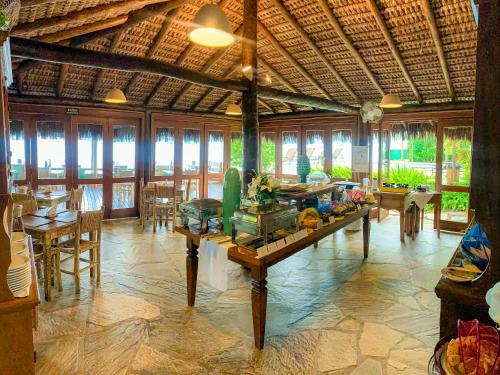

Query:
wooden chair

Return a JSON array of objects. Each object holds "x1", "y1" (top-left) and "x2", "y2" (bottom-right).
[
  {"x1": 12, "y1": 203, "x2": 24, "y2": 232},
  {"x1": 153, "y1": 184, "x2": 176, "y2": 232},
  {"x1": 139, "y1": 179, "x2": 155, "y2": 229},
  {"x1": 15, "y1": 193, "x2": 38, "y2": 215},
  {"x1": 68, "y1": 187, "x2": 84, "y2": 210},
  {"x1": 54, "y1": 207, "x2": 104, "y2": 294}
]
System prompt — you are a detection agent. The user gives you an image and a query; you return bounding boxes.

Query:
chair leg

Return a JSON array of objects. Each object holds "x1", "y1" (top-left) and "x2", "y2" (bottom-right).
[
  {"x1": 153, "y1": 202, "x2": 157, "y2": 233},
  {"x1": 74, "y1": 251, "x2": 80, "y2": 294},
  {"x1": 89, "y1": 248, "x2": 95, "y2": 278},
  {"x1": 96, "y1": 246, "x2": 101, "y2": 285},
  {"x1": 55, "y1": 251, "x2": 63, "y2": 292}
]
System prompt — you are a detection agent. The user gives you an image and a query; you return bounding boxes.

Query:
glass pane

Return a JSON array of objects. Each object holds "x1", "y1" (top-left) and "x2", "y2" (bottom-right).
[
  {"x1": 78, "y1": 124, "x2": 103, "y2": 179},
  {"x1": 183, "y1": 129, "x2": 200, "y2": 175},
  {"x1": 442, "y1": 128, "x2": 472, "y2": 186},
  {"x1": 331, "y1": 130, "x2": 352, "y2": 178},
  {"x1": 113, "y1": 125, "x2": 136, "y2": 178},
  {"x1": 283, "y1": 131, "x2": 300, "y2": 175},
  {"x1": 79, "y1": 184, "x2": 103, "y2": 211},
  {"x1": 112, "y1": 182, "x2": 135, "y2": 209},
  {"x1": 441, "y1": 191, "x2": 469, "y2": 223},
  {"x1": 154, "y1": 127, "x2": 175, "y2": 176},
  {"x1": 9, "y1": 120, "x2": 25, "y2": 180},
  {"x1": 36, "y1": 121, "x2": 65, "y2": 179},
  {"x1": 183, "y1": 179, "x2": 200, "y2": 200},
  {"x1": 371, "y1": 131, "x2": 379, "y2": 180},
  {"x1": 230, "y1": 132, "x2": 242, "y2": 171},
  {"x1": 306, "y1": 130, "x2": 324, "y2": 171},
  {"x1": 208, "y1": 177, "x2": 223, "y2": 199},
  {"x1": 261, "y1": 132, "x2": 276, "y2": 174},
  {"x1": 207, "y1": 130, "x2": 224, "y2": 174}
]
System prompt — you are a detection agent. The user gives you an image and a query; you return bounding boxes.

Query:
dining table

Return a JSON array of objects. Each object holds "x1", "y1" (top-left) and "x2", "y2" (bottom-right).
[
  {"x1": 22, "y1": 207, "x2": 78, "y2": 301},
  {"x1": 34, "y1": 190, "x2": 70, "y2": 208}
]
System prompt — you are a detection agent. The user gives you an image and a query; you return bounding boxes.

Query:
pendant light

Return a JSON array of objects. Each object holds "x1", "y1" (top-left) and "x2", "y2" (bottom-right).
[
  {"x1": 189, "y1": 4, "x2": 234, "y2": 47},
  {"x1": 104, "y1": 71, "x2": 127, "y2": 104},
  {"x1": 225, "y1": 103, "x2": 242, "y2": 116},
  {"x1": 380, "y1": 66, "x2": 402, "y2": 109}
]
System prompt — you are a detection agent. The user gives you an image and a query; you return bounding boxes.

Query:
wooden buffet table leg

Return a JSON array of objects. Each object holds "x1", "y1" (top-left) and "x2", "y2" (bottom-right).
[
  {"x1": 251, "y1": 267, "x2": 268, "y2": 350},
  {"x1": 186, "y1": 237, "x2": 199, "y2": 307},
  {"x1": 436, "y1": 203, "x2": 441, "y2": 239},
  {"x1": 363, "y1": 212, "x2": 370, "y2": 258},
  {"x1": 399, "y1": 210, "x2": 405, "y2": 243},
  {"x1": 42, "y1": 233, "x2": 52, "y2": 302}
]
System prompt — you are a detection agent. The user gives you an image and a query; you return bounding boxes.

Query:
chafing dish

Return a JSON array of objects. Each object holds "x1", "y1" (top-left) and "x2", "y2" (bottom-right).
[
  {"x1": 231, "y1": 204, "x2": 298, "y2": 245},
  {"x1": 179, "y1": 199, "x2": 223, "y2": 234}
]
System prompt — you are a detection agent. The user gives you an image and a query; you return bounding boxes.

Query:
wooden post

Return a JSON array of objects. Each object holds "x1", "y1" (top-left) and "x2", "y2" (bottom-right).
[{"x1": 241, "y1": 0, "x2": 259, "y2": 191}]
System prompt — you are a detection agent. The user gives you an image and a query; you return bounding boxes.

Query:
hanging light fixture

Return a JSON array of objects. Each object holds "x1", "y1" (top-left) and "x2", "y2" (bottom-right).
[
  {"x1": 189, "y1": 4, "x2": 234, "y2": 47},
  {"x1": 380, "y1": 66, "x2": 402, "y2": 109},
  {"x1": 104, "y1": 71, "x2": 127, "y2": 104},
  {"x1": 225, "y1": 103, "x2": 242, "y2": 116}
]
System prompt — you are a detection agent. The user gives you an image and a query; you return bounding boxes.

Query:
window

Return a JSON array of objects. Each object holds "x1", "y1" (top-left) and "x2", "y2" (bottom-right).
[
  {"x1": 261, "y1": 132, "x2": 276, "y2": 174},
  {"x1": 77, "y1": 124, "x2": 103, "y2": 179},
  {"x1": 282, "y1": 131, "x2": 298, "y2": 175},
  {"x1": 306, "y1": 130, "x2": 324, "y2": 171},
  {"x1": 442, "y1": 127, "x2": 471, "y2": 186},
  {"x1": 183, "y1": 129, "x2": 200, "y2": 175},
  {"x1": 154, "y1": 128, "x2": 175, "y2": 176},
  {"x1": 36, "y1": 121, "x2": 65, "y2": 179},
  {"x1": 331, "y1": 130, "x2": 352, "y2": 178},
  {"x1": 207, "y1": 130, "x2": 224, "y2": 174},
  {"x1": 9, "y1": 120, "x2": 25, "y2": 180},
  {"x1": 112, "y1": 125, "x2": 136, "y2": 178},
  {"x1": 230, "y1": 132, "x2": 242, "y2": 171}
]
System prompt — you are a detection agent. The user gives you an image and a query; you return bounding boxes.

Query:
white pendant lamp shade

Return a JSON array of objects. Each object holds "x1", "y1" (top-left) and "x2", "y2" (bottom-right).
[
  {"x1": 104, "y1": 87, "x2": 127, "y2": 104},
  {"x1": 225, "y1": 103, "x2": 242, "y2": 116},
  {"x1": 189, "y1": 4, "x2": 234, "y2": 47},
  {"x1": 379, "y1": 93, "x2": 402, "y2": 109}
]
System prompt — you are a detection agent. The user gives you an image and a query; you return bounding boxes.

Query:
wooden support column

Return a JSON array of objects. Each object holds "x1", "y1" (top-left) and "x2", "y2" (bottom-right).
[
  {"x1": 241, "y1": 0, "x2": 259, "y2": 191},
  {"x1": 435, "y1": 0, "x2": 499, "y2": 338}
]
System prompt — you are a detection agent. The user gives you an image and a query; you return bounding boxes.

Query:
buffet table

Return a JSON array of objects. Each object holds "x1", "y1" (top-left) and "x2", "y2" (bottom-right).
[{"x1": 175, "y1": 206, "x2": 371, "y2": 349}]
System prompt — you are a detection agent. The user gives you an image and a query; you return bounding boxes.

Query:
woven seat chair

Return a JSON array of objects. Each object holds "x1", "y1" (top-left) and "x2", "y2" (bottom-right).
[
  {"x1": 153, "y1": 184, "x2": 176, "y2": 232},
  {"x1": 68, "y1": 187, "x2": 84, "y2": 210},
  {"x1": 139, "y1": 178, "x2": 155, "y2": 229},
  {"x1": 54, "y1": 207, "x2": 104, "y2": 294}
]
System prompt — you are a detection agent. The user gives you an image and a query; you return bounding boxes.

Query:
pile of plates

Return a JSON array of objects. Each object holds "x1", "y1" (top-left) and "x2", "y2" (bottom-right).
[{"x1": 8, "y1": 235, "x2": 32, "y2": 298}]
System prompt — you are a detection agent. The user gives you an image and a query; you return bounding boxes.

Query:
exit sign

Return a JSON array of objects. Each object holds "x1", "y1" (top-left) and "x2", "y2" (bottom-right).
[{"x1": 66, "y1": 108, "x2": 79, "y2": 115}]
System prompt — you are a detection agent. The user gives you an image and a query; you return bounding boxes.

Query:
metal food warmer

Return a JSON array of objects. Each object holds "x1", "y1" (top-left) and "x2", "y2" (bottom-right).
[
  {"x1": 179, "y1": 199, "x2": 223, "y2": 234},
  {"x1": 230, "y1": 204, "x2": 299, "y2": 246}
]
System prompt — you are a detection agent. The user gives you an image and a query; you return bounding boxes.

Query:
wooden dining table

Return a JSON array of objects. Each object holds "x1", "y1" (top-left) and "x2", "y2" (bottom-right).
[{"x1": 22, "y1": 208, "x2": 78, "y2": 301}]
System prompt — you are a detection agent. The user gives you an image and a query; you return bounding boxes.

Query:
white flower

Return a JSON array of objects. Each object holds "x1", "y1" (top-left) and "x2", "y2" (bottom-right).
[{"x1": 486, "y1": 282, "x2": 500, "y2": 326}]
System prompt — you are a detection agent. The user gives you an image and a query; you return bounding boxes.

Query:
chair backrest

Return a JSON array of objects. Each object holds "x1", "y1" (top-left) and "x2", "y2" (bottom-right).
[
  {"x1": 78, "y1": 207, "x2": 104, "y2": 236},
  {"x1": 12, "y1": 203, "x2": 24, "y2": 232},
  {"x1": 155, "y1": 184, "x2": 175, "y2": 199},
  {"x1": 69, "y1": 187, "x2": 84, "y2": 210},
  {"x1": 17, "y1": 193, "x2": 38, "y2": 215}
]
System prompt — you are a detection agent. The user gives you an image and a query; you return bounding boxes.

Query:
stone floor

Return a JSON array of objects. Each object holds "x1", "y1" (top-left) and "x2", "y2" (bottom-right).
[{"x1": 35, "y1": 214, "x2": 461, "y2": 375}]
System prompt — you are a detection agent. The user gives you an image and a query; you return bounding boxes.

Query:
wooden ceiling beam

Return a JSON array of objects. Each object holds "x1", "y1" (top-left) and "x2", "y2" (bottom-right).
[
  {"x1": 125, "y1": 8, "x2": 180, "y2": 96},
  {"x1": 13, "y1": 0, "x2": 171, "y2": 36},
  {"x1": 210, "y1": 91, "x2": 235, "y2": 113},
  {"x1": 15, "y1": 0, "x2": 186, "y2": 75},
  {"x1": 419, "y1": 0, "x2": 455, "y2": 100},
  {"x1": 91, "y1": 32, "x2": 125, "y2": 101},
  {"x1": 191, "y1": 62, "x2": 241, "y2": 111},
  {"x1": 35, "y1": 15, "x2": 128, "y2": 43},
  {"x1": 267, "y1": 0, "x2": 360, "y2": 103},
  {"x1": 258, "y1": 98, "x2": 275, "y2": 113},
  {"x1": 10, "y1": 37, "x2": 357, "y2": 113},
  {"x1": 56, "y1": 64, "x2": 69, "y2": 97},
  {"x1": 366, "y1": 0, "x2": 421, "y2": 103},
  {"x1": 169, "y1": 25, "x2": 243, "y2": 108},
  {"x1": 317, "y1": 0, "x2": 384, "y2": 97},
  {"x1": 257, "y1": 21, "x2": 333, "y2": 101},
  {"x1": 257, "y1": 57, "x2": 296, "y2": 111}
]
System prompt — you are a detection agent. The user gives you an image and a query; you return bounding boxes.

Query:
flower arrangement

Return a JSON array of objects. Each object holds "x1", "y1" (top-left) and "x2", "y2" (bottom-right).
[{"x1": 248, "y1": 173, "x2": 279, "y2": 205}]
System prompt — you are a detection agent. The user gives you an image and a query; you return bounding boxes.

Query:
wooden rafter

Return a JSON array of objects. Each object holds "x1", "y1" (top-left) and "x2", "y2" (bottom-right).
[
  {"x1": 419, "y1": 0, "x2": 455, "y2": 100},
  {"x1": 56, "y1": 64, "x2": 69, "y2": 97},
  {"x1": 125, "y1": 8, "x2": 181, "y2": 96},
  {"x1": 258, "y1": 21, "x2": 333, "y2": 101},
  {"x1": 258, "y1": 98, "x2": 275, "y2": 113},
  {"x1": 169, "y1": 25, "x2": 243, "y2": 108},
  {"x1": 35, "y1": 15, "x2": 128, "y2": 43},
  {"x1": 92, "y1": 32, "x2": 125, "y2": 101},
  {"x1": 210, "y1": 91, "x2": 235, "y2": 112},
  {"x1": 15, "y1": 0, "x2": 186, "y2": 75},
  {"x1": 191, "y1": 62, "x2": 241, "y2": 111},
  {"x1": 257, "y1": 57, "x2": 295, "y2": 111},
  {"x1": 268, "y1": 0, "x2": 360, "y2": 103},
  {"x1": 13, "y1": 0, "x2": 171, "y2": 36},
  {"x1": 317, "y1": 0, "x2": 384, "y2": 96},
  {"x1": 366, "y1": 0, "x2": 421, "y2": 103}
]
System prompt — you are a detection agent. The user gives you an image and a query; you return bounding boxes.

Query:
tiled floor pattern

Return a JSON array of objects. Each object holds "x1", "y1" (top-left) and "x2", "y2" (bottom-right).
[{"x1": 34, "y1": 214, "x2": 460, "y2": 374}]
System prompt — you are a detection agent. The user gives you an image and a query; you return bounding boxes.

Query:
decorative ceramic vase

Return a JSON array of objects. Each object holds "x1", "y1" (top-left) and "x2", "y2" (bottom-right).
[
  {"x1": 296, "y1": 155, "x2": 311, "y2": 183},
  {"x1": 222, "y1": 168, "x2": 241, "y2": 234}
]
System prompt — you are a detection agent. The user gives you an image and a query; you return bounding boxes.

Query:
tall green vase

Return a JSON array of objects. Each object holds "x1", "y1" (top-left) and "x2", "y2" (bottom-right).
[
  {"x1": 222, "y1": 167, "x2": 241, "y2": 234},
  {"x1": 297, "y1": 155, "x2": 311, "y2": 183}
]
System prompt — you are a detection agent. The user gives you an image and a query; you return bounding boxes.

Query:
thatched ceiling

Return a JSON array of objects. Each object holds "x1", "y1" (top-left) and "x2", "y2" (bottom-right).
[{"x1": 10, "y1": 0, "x2": 477, "y2": 115}]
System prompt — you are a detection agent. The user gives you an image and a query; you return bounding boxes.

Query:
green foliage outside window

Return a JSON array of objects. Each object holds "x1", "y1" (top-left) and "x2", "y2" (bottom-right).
[
  {"x1": 261, "y1": 139, "x2": 276, "y2": 174},
  {"x1": 230, "y1": 138, "x2": 242, "y2": 169},
  {"x1": 331, "y1": 165, "x2": 352, "y2": 178}
]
